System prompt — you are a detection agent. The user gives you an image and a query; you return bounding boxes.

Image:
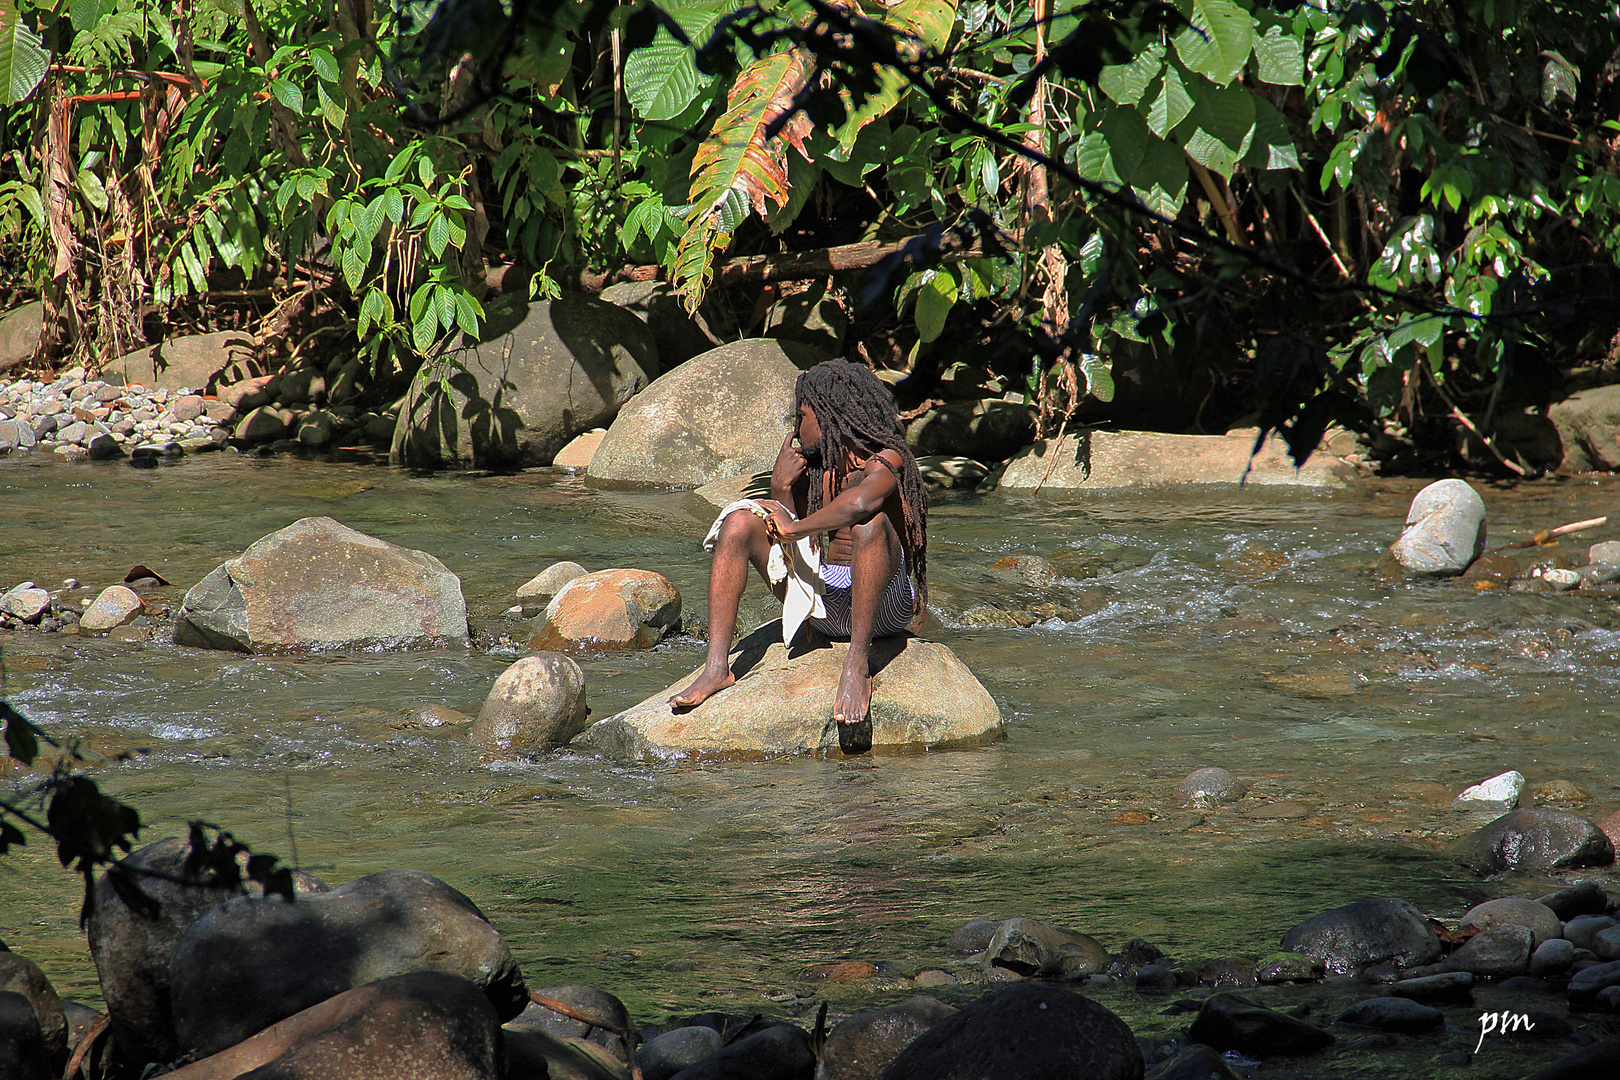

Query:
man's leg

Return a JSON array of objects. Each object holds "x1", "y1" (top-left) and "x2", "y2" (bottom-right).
[
  {"x1": 835, "y1": 512, "x2": 904, "y2": 725},
  {"x1": 671, "y1": 510, "x2": 778, "y2": 708}
]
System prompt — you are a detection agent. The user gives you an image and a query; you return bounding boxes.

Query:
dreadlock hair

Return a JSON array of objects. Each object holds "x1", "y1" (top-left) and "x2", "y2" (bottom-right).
[{"x1": 795, "y1": 358, "x2": 928, "y2": 615}]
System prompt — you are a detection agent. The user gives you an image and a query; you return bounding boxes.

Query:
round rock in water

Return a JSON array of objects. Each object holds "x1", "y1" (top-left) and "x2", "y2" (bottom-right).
[
  {"x1": 78, "y1": 585, "x2": 144, "y2": 632},
  {"x1": 516, "y1": 561, "x2": 589, "y2": 603},
  {"x1": 1281, "y1": 897, "x2": 1442, "y2": 974},
  {"x1": 1177, "y1": 766, "x2": 1247, "y2": 807},
  {"x1": 168, "y1": 867, "x2": 526, "y2": 1059},
  {"x1": 530, "y1": 568, "x2": 681, "y2": 653},
  {"x1": 509, "y1": 984, "x2": 629, "y2": 1061},
  {"x1": 470, "y1": 653, "x2": 589, "y2": 755},
  {"x1": 948, "y1": 918, "x2": 1000, "y2": 956},
  {"x1": 172, "y1": 516, "x2": 468, "y2": 652},
  {"x1": 0, "y1": 585, "x2": 50, "y2": 623},
  {"x1": 637, "y1": 1026, "x2": 723, "y2": 1080},
  {"x1": 1458, "y1": 897, "x2": 1562, "y2": 947},
  {"x1": 982, "y1": 917, "x2": 1109, "y2": 979},
  {"x1": 877, "y1": 983, "x2": 1142, "y2": 1080},
  {"x1": 1389, "y1": 478, "x2": 1487, "y2": 575},
  {"x1": 1443, "y1": 925, "x2": 1533, "y2": 978},
  {"x1": 1450, "y1": 808, "x2": 1615, "y2": 874},
  {"x1": 1562, "y1": 914, "x2": 1616, "y2": 952}
]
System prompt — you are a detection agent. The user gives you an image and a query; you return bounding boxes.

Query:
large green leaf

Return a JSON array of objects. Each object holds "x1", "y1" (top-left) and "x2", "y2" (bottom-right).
[
  {"x1": 1253, "y1": 25, "x2": 1303, "y2": 86},
  {"x1": 1098, "y1": 41, "x2": 1164, "y2": 107},
  {"x1": 1099, "y1": 105, "x2": 1151, "y2": 184},
  {"x1": 1126, "y1": 136, "x2": 1189, "y2": 218},
  {"x1": 1175, "y1": 80, "x2": 1254, "y2": 179},
  {"x1": 0, "y1": 0, "x2": 48, "y2": 106},
  {"x1": 1146, "y1": 62, "x2": 1193, "y2": 137},
  {"x1": 1173, "y1": 0, "x2": 1253, "y2": 86},
  {"x1": 623, "y1": 0, "x2": 733, "y2": 122},
  {"x1": 914, "y1": 268, "x2": 958, "y2": 343},
  {"x1": 1240, "y1": 98, "x2": 1298, "y2": 171}
]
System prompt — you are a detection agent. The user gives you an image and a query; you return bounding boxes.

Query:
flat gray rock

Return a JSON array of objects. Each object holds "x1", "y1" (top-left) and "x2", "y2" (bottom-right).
[{"x1": 995, "y1": 428, "x2": 1350, "y2": 491}]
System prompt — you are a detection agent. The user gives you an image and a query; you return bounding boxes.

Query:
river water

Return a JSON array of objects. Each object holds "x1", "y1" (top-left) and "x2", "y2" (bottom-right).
[{"x1": 2, "y1": 451, "x2": 1617, "y2": 1074}]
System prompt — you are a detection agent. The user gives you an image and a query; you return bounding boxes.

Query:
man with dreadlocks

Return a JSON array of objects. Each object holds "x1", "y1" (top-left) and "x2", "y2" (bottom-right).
[{"x1": 670, "y1": 358, "x2": 928, "y2": 725}]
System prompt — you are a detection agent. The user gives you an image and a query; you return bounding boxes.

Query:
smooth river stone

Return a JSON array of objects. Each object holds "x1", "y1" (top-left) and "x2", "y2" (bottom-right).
[
  {"x1": 572, "y1": 622, "x2": 1003, "y2": 759},
  {"x1": 1456, "y1": 769, "x2": 1524, "y2": 807}
]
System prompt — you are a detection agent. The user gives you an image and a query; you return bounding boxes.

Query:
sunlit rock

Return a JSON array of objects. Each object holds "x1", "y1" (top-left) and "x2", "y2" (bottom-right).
[
  {"x1": 1281, "y1": 897, "x2": 1442, "y2": 975},
  {"x1": 529, "y1": 569, "x2": 680, "y2": 654},
  {"x1": 172, "y1": 516, "x2": 468, "y2": 652},
  {"x1": 470, "y1": 653, "x2": 589, "y2": 755},
  {"x1": 79, "y1": 585, "x2": 144, "y2": 632},
  {"x1": 1455, "y1": 769, "x2": 1523, "y2": 809},
  {"x1": 587, "y1": 339, "x2": 824, "y2": 488},
  {"x1": 1389, "y1": 478, "x2": 1486, "y2": 575},
  {"x1": 573, "y1": 623, "x2": 1002, "y2": 759}
]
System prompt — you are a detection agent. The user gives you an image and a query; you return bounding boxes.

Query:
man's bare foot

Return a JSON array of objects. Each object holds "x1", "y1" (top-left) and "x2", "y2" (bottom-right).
[
  {"x1": 833, "y1": 656, "x2": 872, "y2": 725},
  {"x1": 669, "y1": 667, "x2": 735, "y2": 710}
]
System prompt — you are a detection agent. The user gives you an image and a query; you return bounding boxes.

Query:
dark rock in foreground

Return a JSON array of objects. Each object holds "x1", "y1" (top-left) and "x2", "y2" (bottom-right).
[
  {"x1": 161, "y1": 973, "x2": 502, "y2": 1080},
  {"x1": 173, "y1": 516, "x2": 469, "y2": 652},
  {"x1": 816, "y1": 996, "x2": 956, "y2": 1080},
  {"x1": 1280, "y1": 897, "x2": 1442, "y2": 974},
  {"x1": 87, "y1": 837, "x2": 328, "y2": 1067},
  {"x1": 169, "y1": 868, "x2": 526, "y2": 1059},
  {"x1": 1187, "y1": 993, "x2": 1335, "y2": 1057},
  {"x1": 877, "y1": 983, "x2": 1143, "y2": 1080}
]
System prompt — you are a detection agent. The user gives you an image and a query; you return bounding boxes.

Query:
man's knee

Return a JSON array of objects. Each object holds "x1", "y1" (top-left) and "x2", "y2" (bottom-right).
[{"x1": 719, "y1": 508, "x2": 768, "y2": 544}]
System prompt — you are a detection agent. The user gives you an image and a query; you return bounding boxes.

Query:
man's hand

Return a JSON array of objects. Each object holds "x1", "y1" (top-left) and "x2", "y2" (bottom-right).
[
  {"x1": 770, "y1": 432, "x2": 807, "y2": 500},
  {"x1": 759, "y1": 499, "x2": 798, "y2": 544}
]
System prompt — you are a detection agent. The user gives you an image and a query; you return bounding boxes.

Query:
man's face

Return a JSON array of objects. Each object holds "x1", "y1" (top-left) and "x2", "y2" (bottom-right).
[{"x1": 795, "y1": 400, "x2": 822, "y2": 457}]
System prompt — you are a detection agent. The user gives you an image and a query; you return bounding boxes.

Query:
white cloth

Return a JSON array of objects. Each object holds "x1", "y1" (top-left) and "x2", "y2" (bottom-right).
[{"x1": 704, "y1": 499, "x2": 826, "y2": 645}]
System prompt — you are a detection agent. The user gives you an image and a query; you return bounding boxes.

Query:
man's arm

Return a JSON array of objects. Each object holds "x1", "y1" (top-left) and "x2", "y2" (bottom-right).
[
  {"x1": 764, "y1": 453, "x2": 899, "y2": 542},
  {"x1": 769, "y1": 433, "x2": 808, "y2": 509}
]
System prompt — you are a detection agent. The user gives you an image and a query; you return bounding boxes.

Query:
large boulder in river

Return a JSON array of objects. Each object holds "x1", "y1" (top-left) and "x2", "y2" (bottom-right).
[
  {"x1": 877, "y1": 983, "x2": 1142, "y2": 1080},
  {"x1": 168, "y1": 868, "x2": 527, "y2": 1060},
  {"x1": 587, "y1": 338, "x2": 825, "y2": 487},
  {"x1": 1388, "y1": 478, "x2": 1486, "y2": 575},
  {"x1": 530, "y1": 568, "x2": 681, "y2": 653},
  {"x1": 470, "y1": 652, "x2": 590, "y2": 755},
  {"x1": 87, "y1": 837, "x2": 329, "y2": 1068},
  {"x1": 172, "y1": 516, "x2": 469, "y2": 652},
  {"x1": 907, "y1": 399, "x2": 1035, "y2": 464},
  {"x1": 1280, "y1": 897, "x2": 1442, "y2": 974},
  {"x1": 392, "y1": 291, "x2": 657, "y2": 469},
  {"x1": 1450, "y1": 808, "x2": 1615, "y2": 874},
  {"x1": 994, "y1": 428, "x2": 1350, "y2": 490},
  {"x1": 1549, "y1": 383, "x2": 1620, "y2": 473},
  {"x1": 573, "y1": 624, "x2": 1003, "y2": 759},
  {"x1": 160, "y1": 972, "x2": 503, "y2": 1080},
  {"x1": 0, "y1": 300, "x2": 42, "y2": 373}
]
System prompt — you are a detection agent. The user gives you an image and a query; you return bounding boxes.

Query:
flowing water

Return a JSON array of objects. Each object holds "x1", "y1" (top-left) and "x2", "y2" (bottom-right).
[{"x1": 3, "y1": 451, "x2": 1618, "y2": 1075}]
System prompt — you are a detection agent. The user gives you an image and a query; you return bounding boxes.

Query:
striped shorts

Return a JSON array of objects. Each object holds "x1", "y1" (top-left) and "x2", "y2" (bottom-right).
[{"x1": 807, "y1": 554, "x2": 915, "y2": 639}]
